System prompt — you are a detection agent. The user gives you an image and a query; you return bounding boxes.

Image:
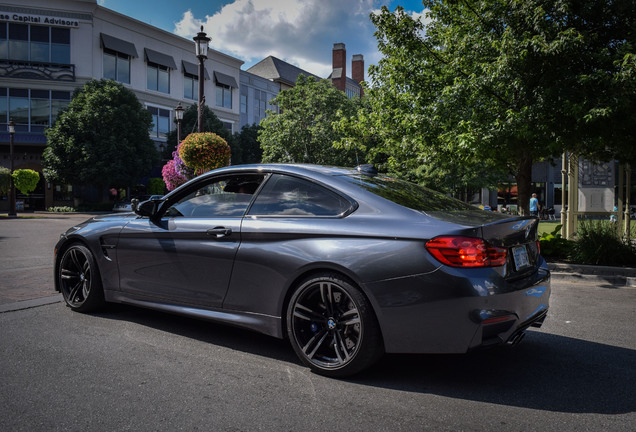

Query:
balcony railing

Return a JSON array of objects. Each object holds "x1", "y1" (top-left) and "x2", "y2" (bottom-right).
[{"x1": 0, "y1": 59, "x2": 75, "y2": 82}]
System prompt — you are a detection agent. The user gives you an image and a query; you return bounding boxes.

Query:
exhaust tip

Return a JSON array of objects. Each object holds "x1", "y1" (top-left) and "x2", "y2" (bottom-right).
[{"x1": 507, "y1": 332, "x2": 525, "y2": 346}]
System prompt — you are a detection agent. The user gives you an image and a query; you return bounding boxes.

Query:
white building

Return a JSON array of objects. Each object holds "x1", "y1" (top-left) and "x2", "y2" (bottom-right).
[{"x1": 0, "y1": 0, "x2": 242, "y2": 210}]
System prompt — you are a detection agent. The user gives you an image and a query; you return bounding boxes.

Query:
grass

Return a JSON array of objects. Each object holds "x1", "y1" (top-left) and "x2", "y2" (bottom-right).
[
  {"x1": 538, "y1": 221, "x2": 561, "y2": 237},
  {"x1": 539, "y1": 219, "x2": 636, "y2": 238}
]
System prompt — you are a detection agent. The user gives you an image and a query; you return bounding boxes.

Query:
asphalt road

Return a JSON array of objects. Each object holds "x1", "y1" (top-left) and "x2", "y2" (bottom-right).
[{"x1": 1, "y1": 214, "x2": 635, "y2": 431}]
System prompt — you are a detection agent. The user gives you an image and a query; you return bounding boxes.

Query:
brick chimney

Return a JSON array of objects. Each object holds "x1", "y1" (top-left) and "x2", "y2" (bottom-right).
[
  {"x1": 332, "y1": 43, "x2": 346, "y2": 92},
  {"x1": 352, "y1": 54, "x2": 364, "y2": 97}
]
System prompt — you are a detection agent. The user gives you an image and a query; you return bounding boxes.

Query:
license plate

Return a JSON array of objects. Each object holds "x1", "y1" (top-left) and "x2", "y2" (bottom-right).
[{"x1": 512, "y1": 245, "x2": 530, "y2": 270}]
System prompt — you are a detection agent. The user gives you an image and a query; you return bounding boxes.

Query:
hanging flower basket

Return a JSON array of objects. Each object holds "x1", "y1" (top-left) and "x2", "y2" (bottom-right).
[
  {"x1": 173, "y1": 143, "x2": 195, "y2": 180},
  {"x1": 161, "y1": 159, "x2": 187, "y2": 191},
  {"x1": 178, "y1": 132, "x2": 231, "y2": 174}
]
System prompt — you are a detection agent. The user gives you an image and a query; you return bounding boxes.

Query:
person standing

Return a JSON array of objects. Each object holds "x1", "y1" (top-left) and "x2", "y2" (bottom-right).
[{"x1": 529, "y1": 193, "x2": 540, "y2": 216}]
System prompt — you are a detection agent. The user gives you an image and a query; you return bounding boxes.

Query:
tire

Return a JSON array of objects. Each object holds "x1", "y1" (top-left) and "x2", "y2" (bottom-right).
[
  {"x1": 287, "y1": 273, "x2": 384, "y2": 377},
  {"x1": 57, "y1": 244, "x2": 105, "y2": 312}
]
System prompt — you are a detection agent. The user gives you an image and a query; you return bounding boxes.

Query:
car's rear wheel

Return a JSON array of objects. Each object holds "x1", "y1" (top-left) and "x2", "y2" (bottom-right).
[
  {"x1": 287, "y1": 273, "x2": 383, "y2": 377},
  {"x1": 58, "y1": 244, "x2": 105, "y2": 312}
]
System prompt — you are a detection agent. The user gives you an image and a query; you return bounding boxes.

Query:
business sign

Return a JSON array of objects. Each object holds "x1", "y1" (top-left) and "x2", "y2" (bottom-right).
[{"x1": 0, "y1": 11, "x2": 80, "y2": 28}]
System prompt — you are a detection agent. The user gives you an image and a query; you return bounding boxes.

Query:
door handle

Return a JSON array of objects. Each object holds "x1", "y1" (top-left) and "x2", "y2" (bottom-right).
[{"x1": 206, "y1": 227, "x2": 232, "y2": 238}]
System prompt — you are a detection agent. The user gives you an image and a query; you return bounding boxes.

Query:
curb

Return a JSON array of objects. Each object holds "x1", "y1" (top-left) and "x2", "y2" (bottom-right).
[
  {"x1": 0, "y1": 294, "x2": 63, "y2": 313},
  {"x1": 548, "y1": 263, "x2": 636, "y2": 287}
]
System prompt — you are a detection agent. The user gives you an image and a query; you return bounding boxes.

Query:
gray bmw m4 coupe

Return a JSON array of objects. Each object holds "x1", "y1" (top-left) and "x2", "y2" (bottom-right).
[{"x1": 54, "y1": 164, "x2": 550, "y2": 377}]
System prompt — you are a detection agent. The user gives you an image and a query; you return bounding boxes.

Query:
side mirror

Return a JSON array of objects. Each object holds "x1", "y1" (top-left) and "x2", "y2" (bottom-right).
[{"x1": 134, "y1": 199, "x2": 162, "y2": 217}]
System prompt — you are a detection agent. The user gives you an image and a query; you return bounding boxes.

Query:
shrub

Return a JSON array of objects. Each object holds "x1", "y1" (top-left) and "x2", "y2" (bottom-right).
[
  {"x1": 568, "y1": 220, "x2": 636, "y2": 266},
  {"x1": 0, "y1": 167, "x2": 10, "y2": 195},
  {"x1": 76, "y1": 202, "x2": 115, "y2": 212},
  {"x1": 47, "y1": 206, "x2": 75, "y2": 213},
  {"x1": 539, "y1": 224, "x2": 572, "y2": 260},
  {"x1": 148, "y1": 177, "x2": 166, "y2": 195}
]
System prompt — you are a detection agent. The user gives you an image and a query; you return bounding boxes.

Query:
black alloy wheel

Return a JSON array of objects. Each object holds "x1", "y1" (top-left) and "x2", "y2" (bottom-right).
[
  {"x1": 287, "y1": 273, "x2": 383, "y2": 377},
  {"x1": 58, "y1": 244, "x2": 105, "y2": 312}
]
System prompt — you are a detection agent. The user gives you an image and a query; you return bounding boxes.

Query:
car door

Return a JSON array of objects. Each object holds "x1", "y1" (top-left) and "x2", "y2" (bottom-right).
[
  {"x1": 116, "y1": 173, "x2": 265, "y2": 308},
  {"x1": 222, "y1": 173, "x2": 357, "y2": 316}
]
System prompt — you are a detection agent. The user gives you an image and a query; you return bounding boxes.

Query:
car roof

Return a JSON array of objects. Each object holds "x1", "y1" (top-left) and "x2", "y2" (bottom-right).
[{"x1": 208, "y1": 163, "x2": 359, "y2": 177}]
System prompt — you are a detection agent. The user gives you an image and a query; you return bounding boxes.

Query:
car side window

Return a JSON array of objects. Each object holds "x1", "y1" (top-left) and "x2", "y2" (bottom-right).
[
  {"x1": 247, "y1": 174, "x2": 352, "y2": 217},
  {"x1": 165, "y1": 174, "x2": 264, "y2": 218}
]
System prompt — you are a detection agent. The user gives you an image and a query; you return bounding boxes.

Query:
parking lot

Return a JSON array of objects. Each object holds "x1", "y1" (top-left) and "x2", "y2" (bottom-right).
[{"x1": 1, "y1": 213, "x2": 635, "y2": 431}]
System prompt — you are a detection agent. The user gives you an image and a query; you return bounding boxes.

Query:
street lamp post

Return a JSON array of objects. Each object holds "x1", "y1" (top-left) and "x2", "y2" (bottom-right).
[
  {"x1": 175, "y1": 102, "x2": 184, "y2": 144},
  {"x1": 193, "y1": 26, "x2": 210, "y2": 133},
  {"x1": 8, "y1": 119, "x2": 16, "y2": 217}
]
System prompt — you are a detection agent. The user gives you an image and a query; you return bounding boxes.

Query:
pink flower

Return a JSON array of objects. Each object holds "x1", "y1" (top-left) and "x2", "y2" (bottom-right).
[{"x1": 161, "y1": 159, "x2": 187, "y2": 191}]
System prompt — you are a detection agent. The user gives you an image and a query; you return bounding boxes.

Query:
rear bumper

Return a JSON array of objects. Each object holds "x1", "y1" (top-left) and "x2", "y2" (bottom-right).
[
  {"x1": 469, "y1": 299, "x2": 549, "y2": 350},
  {"x1": 366, "y1": 259, "x2": 551, "y2": 354}
]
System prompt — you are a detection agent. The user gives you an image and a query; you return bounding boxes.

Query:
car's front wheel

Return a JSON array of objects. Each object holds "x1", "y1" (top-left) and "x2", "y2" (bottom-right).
[
  {"x1": 58, "y1": 244, "x2": 105, "y2": 312},
  {"x1": 287, "y1": 273, "x2": 384, "y2": 377}
]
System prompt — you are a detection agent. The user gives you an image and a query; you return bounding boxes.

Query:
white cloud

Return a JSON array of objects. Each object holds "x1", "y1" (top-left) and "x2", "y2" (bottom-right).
[
  {"x1": 173, "y1": 0, "x2": 383, "y2": 77},
  {"x1": 173, "y1": 10, "x2": 201, "y2": 39},
  {"x1": 410, "y1": 9, "x2": 433, "y2": 28}
]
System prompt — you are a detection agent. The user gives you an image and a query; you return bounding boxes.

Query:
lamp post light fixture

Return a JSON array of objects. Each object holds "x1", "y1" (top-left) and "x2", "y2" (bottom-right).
[
  {"x1": 8, "y1": 119, "x2": 16, "y2": 217},
  {"x1": 175, "y1": 102, "x2": 184, "y2": 144},
  {"x1": 193, "y1": 25, "x2": 210, "y2": 133}
]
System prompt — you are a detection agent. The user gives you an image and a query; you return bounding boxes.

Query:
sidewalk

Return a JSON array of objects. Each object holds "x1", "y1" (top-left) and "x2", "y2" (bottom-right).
[
  {"x1": 549, "y1": 262, "x2": 636, "y2": 287},
  {"x1": 0, "y1": 212, "x2": 100, "y2": 312}
]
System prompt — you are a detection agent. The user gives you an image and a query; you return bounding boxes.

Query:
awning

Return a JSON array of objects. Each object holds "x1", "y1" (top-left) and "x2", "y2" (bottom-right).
[
  {"x1": 182, "y1": 60, "x2": 210, "y2": 80},
  {"x1": 100, "y1": 33, "x2": 138, "y2": 58},
  {"x1": 145, "y1": 48, "x2": 177, "y2": 69},
  {"x1": 214, "y1": 71, "x2": 238, "y2": 88}
]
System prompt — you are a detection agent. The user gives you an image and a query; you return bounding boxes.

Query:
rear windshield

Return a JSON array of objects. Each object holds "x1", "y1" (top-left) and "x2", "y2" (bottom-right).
[{"x1": 343, "y1": 175, "x2": 476, "y2": 212}]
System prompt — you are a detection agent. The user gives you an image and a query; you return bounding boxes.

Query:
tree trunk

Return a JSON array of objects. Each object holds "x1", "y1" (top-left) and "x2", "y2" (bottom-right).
[{"x1": 515, "y1": 151, "x2": 533, "y2": 216}]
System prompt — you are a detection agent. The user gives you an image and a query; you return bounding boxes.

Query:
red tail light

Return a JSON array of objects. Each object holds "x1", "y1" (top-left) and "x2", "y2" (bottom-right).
[{"x1": 425, "y1": 236, "x2": 507, "y2": 268}]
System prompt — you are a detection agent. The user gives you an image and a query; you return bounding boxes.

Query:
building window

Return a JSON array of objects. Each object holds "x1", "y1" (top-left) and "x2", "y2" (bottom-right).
[
  {"x1": 51, "y1": 91, "x2": 71, "y2": 124},
  {"x1": 30, "y1": 89, "x2": 50, "y2": 133},
  {"x1": 0, "y1": 23, "x2": 6, "y2": 59},
  {"x1": 51, "y1": 27, "x2": 71, "y2": 64},
  {"x1": 148, "y1": 106, "x2": 170, "y2": 139},
  {"x1": 147, "y1": 62, "x2": 170, "y2": 93},
  {"x1": 216, "y1": 84, "x2": 232, "y2": 109},
  {"x1": 184, "y1": 74, "x2": 198, "y2": 100},
  {"x1": 103, "y1": 48, "x2": 130, "y2": 84},
  {"x1": 8, "y1": 88, "x2": 28, "y2": 132},
  {"x1": 240, "y1": 94, "x2": 247, "y2": 114},
  {"x1": 253, "y1": 90, "x2": 268, "y2": 123},
  {"x1": 30, "y1": 25, "x2": 49, "y2": 62},
  {"x1": 0, "y1": 23, "x2": 70, "y2": 63},
  {"x1": 0, "y1": 87, "x2": 70, "y2": 133},
  {"x1": 8, "y1": 23, "x2": 28, "y2": 61},
  {"x1": 54, "y1": 184, "x2": 73, "y2": 201}
]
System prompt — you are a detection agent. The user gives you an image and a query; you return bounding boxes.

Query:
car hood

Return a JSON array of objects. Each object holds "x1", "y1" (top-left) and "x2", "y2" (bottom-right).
[{"x1": 62, "y1": 212, "x2": 138, "y2": 238}]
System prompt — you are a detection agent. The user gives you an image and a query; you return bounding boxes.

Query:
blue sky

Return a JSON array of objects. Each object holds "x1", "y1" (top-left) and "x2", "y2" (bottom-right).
[{"x1": 98, "y1": 0, "x2": 427, "y2": 77}]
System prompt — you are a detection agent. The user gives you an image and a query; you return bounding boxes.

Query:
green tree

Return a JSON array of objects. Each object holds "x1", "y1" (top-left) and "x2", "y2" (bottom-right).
[
  {"x1": 259, "y1": 75, "x2": 360, "y2": 166},
  {"x1": 0, "y1": 167, "x2": 9, "y2": 196},
  {"x1": 233, "y1": 124, "x2": 263, "y2": 164},
  {"x1": 44, "y1": 79, "x2": 157, "y2": 194},
  {"x1": 357, "y1": 2, "x2": 635, "y2": 213}
]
